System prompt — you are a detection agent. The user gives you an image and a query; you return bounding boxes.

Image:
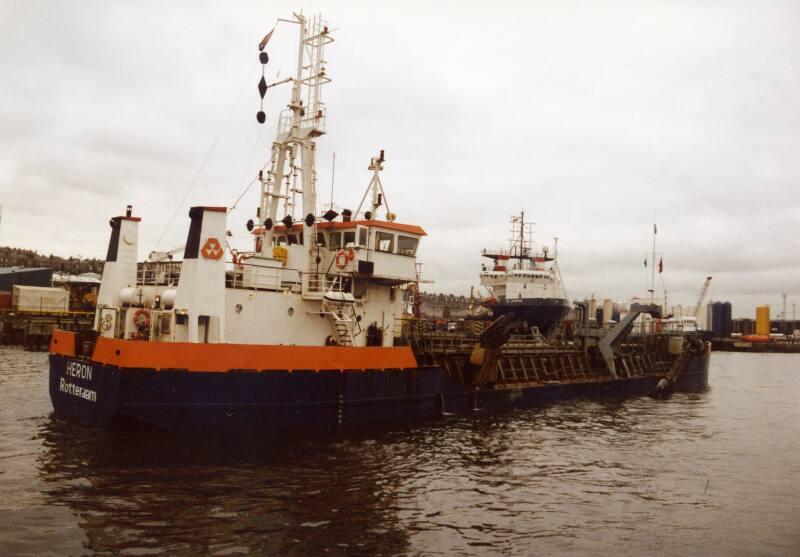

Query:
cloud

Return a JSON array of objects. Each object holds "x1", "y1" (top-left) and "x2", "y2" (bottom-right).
[{"x1": 1, "y1": 0, "x2": 798, "y2": 317}]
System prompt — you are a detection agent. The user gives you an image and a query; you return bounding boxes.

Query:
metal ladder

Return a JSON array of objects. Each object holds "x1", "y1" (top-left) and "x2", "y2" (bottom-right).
[
  {"x1": 331, "y1": 312, "x2": 354, "y2": 346},
  {"x1": 320, "y1": 298, "x2": 357, "y2": 346}
]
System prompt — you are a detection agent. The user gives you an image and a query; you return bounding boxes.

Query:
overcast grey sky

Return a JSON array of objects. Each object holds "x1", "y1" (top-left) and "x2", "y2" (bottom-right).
[{"x1": 1, "y1": 0, "x2": 798, "y2": 317}]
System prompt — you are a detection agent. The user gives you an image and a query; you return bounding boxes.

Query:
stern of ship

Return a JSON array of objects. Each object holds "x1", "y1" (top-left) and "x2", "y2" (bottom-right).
[
  {"x1": 673, "y1": 340, "x2": 712, "y2": 390},
  {"x1": 491, "y1": 297, "x2": 571, "y2": 335},
  {"x1": 49, "y1": 330, "x2": 122, "y2": 427}
]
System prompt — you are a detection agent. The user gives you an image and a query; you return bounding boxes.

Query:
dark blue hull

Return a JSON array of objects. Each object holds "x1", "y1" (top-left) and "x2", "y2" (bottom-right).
[
  {"x1": 49, "y1": 352, "x2": 710, "y2": 432},
  {"x1": 491, "y1": 297, "x2": 571, "y2": 334}
]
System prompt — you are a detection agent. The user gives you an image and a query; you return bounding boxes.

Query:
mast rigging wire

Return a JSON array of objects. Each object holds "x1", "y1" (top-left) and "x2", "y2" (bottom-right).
[
  {"x1": 229, "y1": 125, "x2": 267, "y2": 212},
  {"x1": 152, "y1": 60, "x2": 259, "y2": 250}
]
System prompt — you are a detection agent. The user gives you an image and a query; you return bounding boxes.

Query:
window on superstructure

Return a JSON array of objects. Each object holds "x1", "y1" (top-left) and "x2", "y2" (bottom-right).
[
  {"x1": 316, "y1": 232, "x2": 326, "y2": 247},
  {"x1": 358, "y1": 227, "x2": 368, "y2": 247},
  {"x1": 276, "y1": 236, "x2": 287, "y2": 246},
  {"x1": 397, "y1": 236, "x2": 419, "y2": 256},
  {"x1": 344, "y1": 231, "x2": 356, "y2": 247},
  {"x1": 329, "y1": 232, "x2": 342, "y2": 250},
  {"x1": 287, "y1": 234, "x2": 299, "y2": 245},
  {"x1": 376, "y1": 232, "x2": 395, "y2": 253}
]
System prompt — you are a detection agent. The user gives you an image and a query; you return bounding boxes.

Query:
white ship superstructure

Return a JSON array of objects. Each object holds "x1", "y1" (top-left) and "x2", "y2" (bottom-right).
[
  {"x1": 479, "y1": 213, "x2": 569, "y2": 334},
  {"x1": 93, "y1": 14, "x2": 423, "y2": 349}
]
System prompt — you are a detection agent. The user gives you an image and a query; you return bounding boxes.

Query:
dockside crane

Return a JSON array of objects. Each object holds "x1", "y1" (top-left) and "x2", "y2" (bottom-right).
[{"x1": 691, "y1": 276, "x2": 713, "y2": 317}]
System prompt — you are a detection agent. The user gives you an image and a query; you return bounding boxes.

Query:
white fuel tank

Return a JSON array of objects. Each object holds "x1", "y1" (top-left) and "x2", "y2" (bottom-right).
[
  {"x1": 119, "y1": 287, "x2": 137, "y2": 306},
  {"x1": 160, "y1": 288, "x2": 178, "y2": 309}
]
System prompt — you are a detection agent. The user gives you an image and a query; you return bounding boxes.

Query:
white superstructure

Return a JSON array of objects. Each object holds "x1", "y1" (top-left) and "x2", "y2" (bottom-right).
[
  {"x1": 93, "y1": 13, "x2": 424, "y2": 348},
  {"x1": 479, "y1": 213, "x2": 566, "y2": 304}
]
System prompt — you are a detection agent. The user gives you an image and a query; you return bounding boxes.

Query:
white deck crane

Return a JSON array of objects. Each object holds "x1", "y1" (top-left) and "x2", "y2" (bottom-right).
[
  {"x1": 147, "y1": 245, "x2": 186, "y2": 262},
  {"x1": 691, "y1": 276, "x2": 713, "y2": 317}
]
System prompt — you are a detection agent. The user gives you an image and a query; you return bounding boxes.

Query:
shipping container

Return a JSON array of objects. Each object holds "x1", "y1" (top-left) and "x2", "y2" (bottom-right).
[
  {"x1": 0, "y1": 291, "x2": 11, "y2": 310},
  {"x1": 11, "y1": 285, "x2": 69, "y2": 312}
]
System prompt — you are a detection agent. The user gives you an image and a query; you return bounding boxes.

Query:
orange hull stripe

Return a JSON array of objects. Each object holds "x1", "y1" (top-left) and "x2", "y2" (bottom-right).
[
  {"x1": 50, "y1": 330, "x2": 77, "y2": 357},
  {"x1": 85, "y1": 336, "x2": 418, "y2": 372}
]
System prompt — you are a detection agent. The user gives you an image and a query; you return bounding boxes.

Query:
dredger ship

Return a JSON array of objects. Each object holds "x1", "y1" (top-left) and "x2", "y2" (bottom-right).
[{"x1": 49, "y1": 13, "x2": 710, "y2": 432}]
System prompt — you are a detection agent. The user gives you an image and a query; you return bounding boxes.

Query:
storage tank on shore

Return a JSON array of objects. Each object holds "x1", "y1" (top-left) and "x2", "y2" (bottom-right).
[
  {"x1": 588, "y1": 296, "x2": 597, "y2": 323},
  {"x1": 711, "y1": 302, "x2": 723, "y2": 338},
  {"x1": 602, "y1": 299, "x2": 614, "y2": 326},
  {"x1": 722, "y1": 302, "x2": 732, "y2": 338},
  {"x1": 756, "y1": 305, "x2": 770, "y2": 335}
]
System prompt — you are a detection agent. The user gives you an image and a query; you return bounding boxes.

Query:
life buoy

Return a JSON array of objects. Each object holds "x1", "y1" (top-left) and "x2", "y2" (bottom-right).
[
  {"x1": 133, "y1": 308, "x2": 151, "y2": 329},
  {"x1": 335, "y1": 249, "x2": 348, "y2": 269}
]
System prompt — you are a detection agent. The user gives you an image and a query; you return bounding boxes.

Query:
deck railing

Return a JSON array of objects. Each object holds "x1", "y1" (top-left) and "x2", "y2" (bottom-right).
[
  {"x1": 305, "y1": 272, "x2": 347, "y2": 294},
  {"x1": 277, "y1": 103, "x2": 327, "y2": 135},
  {"x1": 228, "y1": 263, "x2": 285, "y2": 291},
  {"x1": 137, "y1": 262, "x2": 182, "y2": 286}
]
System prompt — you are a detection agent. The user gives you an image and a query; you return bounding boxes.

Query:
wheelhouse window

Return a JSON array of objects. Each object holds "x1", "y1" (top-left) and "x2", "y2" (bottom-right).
[
  {"x1": 316, "y1": 232, "x2": 326, "y2": 247},
  {"x1": 358, "y1": 227, "x2": 368, "y2": 247},
  {"x1": 376, "y1": 231, "x2": 395, "y2": 253},
  {"x1": 275, "y1": 235, "x2": 287, "y2": 246},
  {"x1": 329, "y1": 231, "x2": 342, "y2": 250},
  {"x1": 344, "y1": 231, "x2": 356, "y2": 247},
  {"x1": 287, "y1": 234, "x2": 300, "y2": 245},
  {"x1": 397, "y1": 235, "x2": 419, "y2": 256}
]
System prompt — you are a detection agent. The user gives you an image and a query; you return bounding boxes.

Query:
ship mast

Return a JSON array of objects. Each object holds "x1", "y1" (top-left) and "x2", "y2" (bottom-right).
[
  {"x1": 258, "y1": 13, "x2": 333, "y2": 254},
  {"x1": 649, "y1": 223, "x2": 657, "y2": 304},
  {"x1": 508, "y1": 212, "x2": 533, "y2": 269},
  {"x1": 354, "y1": 150, "x2": 392, "y2": 220}
]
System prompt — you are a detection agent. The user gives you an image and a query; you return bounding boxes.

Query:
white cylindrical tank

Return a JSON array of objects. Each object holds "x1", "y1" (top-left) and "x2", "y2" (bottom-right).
[
  {"x1": 602, "y1": 299, "x2": 613, "y2": 326},
  {"x1": 120, "y1": 287, "x2": 158, "y2": 307},
  {"x1": 161, "y1": 288, "x2": 178, "y2": 309},
  {"x1": 119, "y1": 287, "x2": 137, "y2": 306},
  {"x1": 588, "y1": 296, "x2": 597, "y2": 320}
]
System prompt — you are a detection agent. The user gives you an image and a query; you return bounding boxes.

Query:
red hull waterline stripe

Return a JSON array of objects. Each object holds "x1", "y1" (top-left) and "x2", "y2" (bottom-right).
[{"x1": 50, "y1": 330, "x2": 418, "y2": 372}]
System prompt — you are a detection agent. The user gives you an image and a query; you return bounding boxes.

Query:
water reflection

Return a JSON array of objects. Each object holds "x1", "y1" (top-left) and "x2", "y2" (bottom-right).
[
  {"x1": 36, "y1": 420, "x2": 412, "y2": 555},
  {"x1": 12, "y1": 348, "x2": 799, "y2": 556}
]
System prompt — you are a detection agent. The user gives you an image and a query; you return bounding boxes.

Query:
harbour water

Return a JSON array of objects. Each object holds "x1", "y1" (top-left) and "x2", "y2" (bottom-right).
[{"x1": 1, "y1": 348, "x2": 798, "y2": 556}]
